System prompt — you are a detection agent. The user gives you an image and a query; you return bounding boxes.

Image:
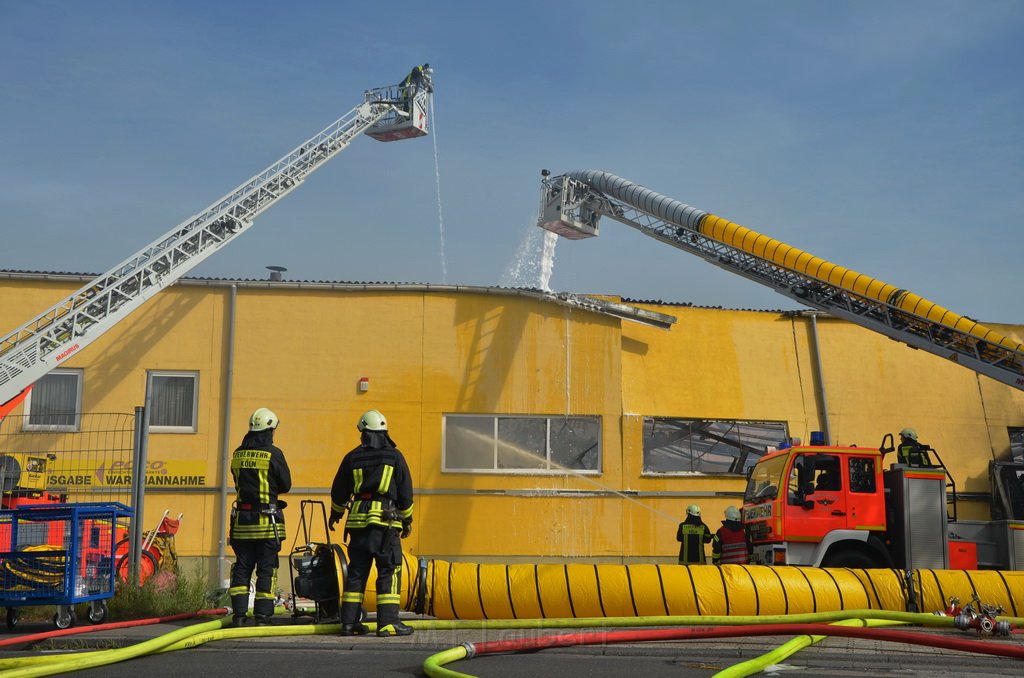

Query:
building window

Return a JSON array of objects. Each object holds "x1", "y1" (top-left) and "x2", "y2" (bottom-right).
[
  {"x1": 443, "y1": 415, "x2": 600, "y2": 474},
  {"x1": 24, "y1": 369, "x2": 83, "y2": 431},
  {"x1": 1010, "y1": 428, "x2": 1024, "y2": 463},
  {"x1": 146, "y1": 371, "x2": 198, "y2": 433},
  {"x1": 642, "y1": 418, "x2": 787, "y2": 475}
]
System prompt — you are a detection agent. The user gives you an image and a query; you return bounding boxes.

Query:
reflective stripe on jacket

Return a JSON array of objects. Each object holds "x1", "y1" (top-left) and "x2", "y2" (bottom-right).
[
  {"x1": 331, "y1": 444, "x2": 414, "y2": 531},
  {"x1": 898, "y1": 443, "x2": 932, "y2": 467},
  {"x1": 676, "y1": 517, "x2": 712, "y2": 564},
  {"x1": 712, "y1": 522, "x2": 748, "y2": 564},
  {"x1": 230, "y1": 430, "x2": 291, "y2": 541}
]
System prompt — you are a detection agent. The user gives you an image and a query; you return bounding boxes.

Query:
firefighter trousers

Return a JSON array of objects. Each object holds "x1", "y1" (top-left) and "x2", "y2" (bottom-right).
[
  {"x1": 229, "y1": 538, "x2": 281, "y2": 618},
  {"x1": 340, "y1": 526, "x2": 404, "y2": 626}
]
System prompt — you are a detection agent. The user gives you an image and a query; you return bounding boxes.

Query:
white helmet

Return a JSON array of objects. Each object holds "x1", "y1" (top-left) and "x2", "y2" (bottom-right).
[
  {"x1": 725, "y1": 506, "x2": 741, "y2": 521},
  {"x1": 899, "y1": 428, "x2": 918, "y2": 441},
  {"x1": 249, "y1": 407, "x2": 278, "y2": 432},
  {"x1": 357, "y1": 409, "x2": 387, "y2": 432},
  {"x1": 686, "y1": 504, "x2": 701, "y2": 517}
]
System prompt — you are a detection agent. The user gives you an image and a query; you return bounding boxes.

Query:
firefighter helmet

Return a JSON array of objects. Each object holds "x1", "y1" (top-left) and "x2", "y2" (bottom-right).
[
  {"x1": 357, "y1": 409, "x2": 388, "y2": 432},
  {"x1": 899, "y1": 427, "x2": 918, "y2": 441},
  {"x1": 725, "y1": 506, "x2": 741, "y2": 521},
  {"x1": 686, "y1": 504, "x2": 701, "y2": 517},
  {"x1": 249, "y1": 407, "x2": 278, "y2": 432}
]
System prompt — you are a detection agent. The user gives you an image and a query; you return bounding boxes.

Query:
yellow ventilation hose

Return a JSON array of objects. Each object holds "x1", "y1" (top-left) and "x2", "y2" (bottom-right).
[
  {"x1": 699, "y1": 213, "x2": 1023, "y2": 354},
  {"x1": 414, "y1": 560, "x2": 1024, "y2": 619}
]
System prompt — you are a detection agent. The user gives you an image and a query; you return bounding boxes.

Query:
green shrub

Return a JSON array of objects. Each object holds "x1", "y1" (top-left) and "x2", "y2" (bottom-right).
[{"x1": 106, "y1": 563, "x2": 212, "y2": 620}]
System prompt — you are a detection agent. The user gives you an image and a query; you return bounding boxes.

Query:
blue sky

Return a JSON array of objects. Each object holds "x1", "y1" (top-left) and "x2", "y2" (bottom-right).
[{"x1": 2, "y1": 1, "x2": 1022, "y2": 323}]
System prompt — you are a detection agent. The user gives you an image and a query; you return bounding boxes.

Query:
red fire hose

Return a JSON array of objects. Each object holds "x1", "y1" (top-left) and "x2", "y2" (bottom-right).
[
  {"x1": 0, "y1": 607, "x2": 227, "y2": 648},
  {"x1": 470, "y1": 623, "x2": 1024, "y2": 660}
]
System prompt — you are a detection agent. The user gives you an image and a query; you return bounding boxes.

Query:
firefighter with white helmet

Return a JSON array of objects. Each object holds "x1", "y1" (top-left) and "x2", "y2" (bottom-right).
[
  {"x1": 676, "y1": 504, "x2": 712, "y2": 564},
  {"x1": 712, "y1": 506, "x2": 749, "y2": 565},
  {"x1": 329, "y1": 409, "x2": 415, "y2": 637},
  {"x1": 897, "y1": 427, "x2": 933, "y2": 467},
  {"x1": 228, "y1": 407, "x2": 292, "y2": 627}
]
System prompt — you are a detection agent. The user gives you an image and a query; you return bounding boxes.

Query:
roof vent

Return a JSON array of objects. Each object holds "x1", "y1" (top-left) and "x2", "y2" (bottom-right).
[{"x1": 266, "y1": 265, "x2": 287, "y2": 282}]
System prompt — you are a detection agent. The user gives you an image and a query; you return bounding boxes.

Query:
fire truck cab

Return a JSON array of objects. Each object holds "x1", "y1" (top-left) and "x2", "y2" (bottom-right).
[{"x1": 741, "y1": 438, "x2": 1024, "y2": 570}]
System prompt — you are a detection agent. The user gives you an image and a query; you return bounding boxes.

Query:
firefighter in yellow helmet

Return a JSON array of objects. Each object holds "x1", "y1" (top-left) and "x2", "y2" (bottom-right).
[
  {"x1": 228, "y1": 408, "x2": 291, "y2": 627},
  {"x1": 676, "y1": 504, "x2": 712, "y2": 565},
  {"x1": 329, "y1": 409, "x2": 415, "y2": 637}
]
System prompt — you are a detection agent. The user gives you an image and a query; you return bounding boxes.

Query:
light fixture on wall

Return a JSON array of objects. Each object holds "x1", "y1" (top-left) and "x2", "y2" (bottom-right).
[{"x1": 358, "y1": 377, "x2": 369, "y2": 393}]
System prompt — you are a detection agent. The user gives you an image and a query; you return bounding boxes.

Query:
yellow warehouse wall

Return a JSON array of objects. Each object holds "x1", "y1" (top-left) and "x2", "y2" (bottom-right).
[{"x1": 1, "y1": 275, "x2": 1022, "y2": 567}]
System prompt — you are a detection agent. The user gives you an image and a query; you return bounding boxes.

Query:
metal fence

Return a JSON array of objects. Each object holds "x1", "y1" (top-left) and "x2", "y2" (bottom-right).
[{"x1": 0, "y1": 412, "x2": 136, "y2": 507}]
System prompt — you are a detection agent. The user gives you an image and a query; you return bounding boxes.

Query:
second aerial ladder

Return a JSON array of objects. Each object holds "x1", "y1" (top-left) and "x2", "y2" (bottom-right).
[{"x1": 538, "y1": 169, "x2": 1024, "y2": 390}]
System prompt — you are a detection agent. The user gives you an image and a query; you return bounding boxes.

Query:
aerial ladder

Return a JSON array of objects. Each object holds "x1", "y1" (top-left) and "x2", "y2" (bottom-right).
[
  {"x1": 537, "y1": 170, "x2": 1024, "y2": 392},
  {"x1": 0, "y1": 71, "x2": 433, "y2": 416}
]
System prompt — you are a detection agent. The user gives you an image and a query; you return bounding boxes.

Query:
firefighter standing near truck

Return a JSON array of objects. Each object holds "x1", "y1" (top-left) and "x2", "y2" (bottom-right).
[
  {"x1": 897, "y1": 428, "x2": 934, "y2": 467},
  {"x1": 228, "y1": 407, "x2": 291, "y2": 627},
  {"x1": 329, "y1": 409, "x2": 415, "y2": 637},
  {"x1": 676, "y1": 504, "x2": 712, "y2": 565},
  {"x1": 711, "y1": 506, "x2": 749, "y2": 565}
]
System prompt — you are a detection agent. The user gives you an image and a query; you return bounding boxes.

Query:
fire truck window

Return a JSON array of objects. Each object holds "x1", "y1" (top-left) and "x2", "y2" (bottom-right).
[
  {"x1": 813, "y1": 456, "x2": 841, "y2": 491},
  {"x1": 788, "y1": 461, "x2": 799, "y2": 504},
  {"x1": 788, "y1": 458, "x2": 809, "y2": 504},
  {"x1": 848, "y1": 457, "x2": 876, "y2": 493}
]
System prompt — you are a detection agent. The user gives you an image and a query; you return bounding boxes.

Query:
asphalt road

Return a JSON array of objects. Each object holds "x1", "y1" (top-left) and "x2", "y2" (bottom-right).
[
  {"x1": 6, "y1": 628, "x2": 1023, "y2": 678},
  {"x1": 60, "y1": 641, "x2": 1024, "y2": 678}
]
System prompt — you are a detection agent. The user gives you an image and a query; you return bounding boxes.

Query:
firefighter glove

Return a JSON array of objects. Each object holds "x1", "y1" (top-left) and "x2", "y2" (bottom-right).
[
  {"x1": 328, "y1": 510, "x2": 343, "y2": 532},
  {"x1": 401, "y1": 518, "x2": 413, "y2": 539}
]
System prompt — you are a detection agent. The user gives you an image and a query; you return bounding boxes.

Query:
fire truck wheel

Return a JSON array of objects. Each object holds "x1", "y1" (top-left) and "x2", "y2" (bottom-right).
[
  {"x1": 88, "y1": 600, "x2": 109, "y2": 624},
  {"x1": 5, "y1": 607, "x2": 18, "y2": 631},
  {"x1": 53, "y1": 605, "x2": 76, "y2": 630},
  {"x1": 821, "y1": 549, "x2": 877, "y2": 569}
]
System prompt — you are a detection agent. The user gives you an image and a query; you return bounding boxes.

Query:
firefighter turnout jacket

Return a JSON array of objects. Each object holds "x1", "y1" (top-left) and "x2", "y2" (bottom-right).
[
  {"x1": 330, "y1": 442, "x2": 414, "y2": 533},
  {"x1": 230, "y1": 430, "x2": 291, "y2": 541},
  {"x1": 897, "y1": 441, "x2": 934, "y2": 468},
  {"x1": 711, "y1": 519, "x2": 749, "y2": 564},
  {"x1": 676, "y1": 514, "x2": 712, "y2": 565}
]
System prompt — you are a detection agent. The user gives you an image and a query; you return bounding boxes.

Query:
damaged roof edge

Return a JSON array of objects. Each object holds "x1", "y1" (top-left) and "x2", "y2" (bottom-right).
[{"x1": 0, "y1": 271, "x2": 677, "y2": 330}]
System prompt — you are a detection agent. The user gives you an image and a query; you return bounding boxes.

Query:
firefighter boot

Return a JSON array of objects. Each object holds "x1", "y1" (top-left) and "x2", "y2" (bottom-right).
[
  {"x1": 231, "y1": 594, "x2": 249, "y2": 627},
  {"x1": 338, "y1": 601, "x2": 369, "y2": 636},
  {"x1": 375, "y1": 604, "x2": 414, "y2": 637}
]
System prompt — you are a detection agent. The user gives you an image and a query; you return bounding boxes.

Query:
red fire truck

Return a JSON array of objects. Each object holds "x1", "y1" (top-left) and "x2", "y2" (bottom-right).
[{"x1": 742, "y1": 435, "x2": 1024, "y2": 570}]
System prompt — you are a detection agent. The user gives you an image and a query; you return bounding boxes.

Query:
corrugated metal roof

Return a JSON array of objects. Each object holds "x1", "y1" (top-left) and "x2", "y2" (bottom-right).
[
  {"x1": 0, "y1": 270, "x2": 686, "y2": 328},
  {"x1": 0, "y1": 270, "x2": 790, "y2": 314}
]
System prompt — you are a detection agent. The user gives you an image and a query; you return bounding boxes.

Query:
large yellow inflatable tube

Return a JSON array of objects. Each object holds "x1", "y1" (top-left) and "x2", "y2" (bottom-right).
[
  {"x1": 564, "y1": 171, "x2": 1022, "y2": 357},
  {"x1": 407, "y1": 560, "x2": 1024, "y2": 620},
  {"x1": 699, "y1": 214, "x2": 1022, "y2": 354}
]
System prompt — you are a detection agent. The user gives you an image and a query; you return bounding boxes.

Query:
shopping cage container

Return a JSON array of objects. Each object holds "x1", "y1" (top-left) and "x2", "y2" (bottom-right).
[{"x1": 0, "y1": 502, "x2": 133, "y2": 630}]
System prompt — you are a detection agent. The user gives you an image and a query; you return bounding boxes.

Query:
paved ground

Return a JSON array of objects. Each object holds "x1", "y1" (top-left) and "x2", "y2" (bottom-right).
[{"x1": 2, "y1": 614, "x2": 1024, "y2": 677}]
